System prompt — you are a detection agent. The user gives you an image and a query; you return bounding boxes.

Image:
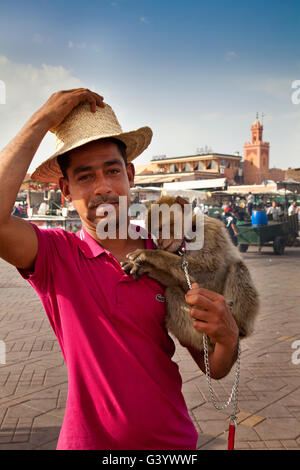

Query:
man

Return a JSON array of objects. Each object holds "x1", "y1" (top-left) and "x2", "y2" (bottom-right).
[
  {"x1": 266, "y1": 200, "x2": 281, "y2": 221},
  {"x1": 193, "y1": 203, "x2": 203, "y2": 215},
  {"x1": 213, "y1": 210, "x2": 223, "y2": 221},
  {"x1": 288, "y1": 200, "x2": 298, "y2": 216},
  {"x1": 247, "y1": 192, "x2": 255, "y2": 216},
  {"x1": 0, "y1": 89, "x2": 239, "y2": 450},
  {"x1": 224, "y1": 207, "x2": 239, "y2": 246}
]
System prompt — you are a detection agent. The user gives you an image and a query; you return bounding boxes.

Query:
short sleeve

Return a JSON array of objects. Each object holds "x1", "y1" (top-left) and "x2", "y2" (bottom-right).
[{"x1": 16, "y1": 222, "x2": 54, "y2": 295}]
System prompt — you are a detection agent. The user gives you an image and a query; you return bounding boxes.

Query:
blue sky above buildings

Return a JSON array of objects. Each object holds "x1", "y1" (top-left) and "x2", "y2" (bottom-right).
[{"x1": 0, "y1": 0, "x2": 300, "y2": 172}]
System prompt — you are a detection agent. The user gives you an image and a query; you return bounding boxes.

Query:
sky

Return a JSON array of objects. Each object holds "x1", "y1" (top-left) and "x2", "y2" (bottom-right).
[{"x1": 0, "y1": 0, "x2": 300, "y2": 175}]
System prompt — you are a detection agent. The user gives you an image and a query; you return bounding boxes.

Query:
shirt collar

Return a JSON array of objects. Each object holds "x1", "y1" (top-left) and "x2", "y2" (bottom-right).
[
  {"x1": 75, "y1": 226, "x2": 105, "y2": 259},
  {"x1": 75, "y1": 224, "x2": 154, "y2": 259}
]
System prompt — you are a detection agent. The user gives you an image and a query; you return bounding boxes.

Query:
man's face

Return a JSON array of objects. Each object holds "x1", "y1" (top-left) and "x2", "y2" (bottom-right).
[{"x1": 59, "y1": 140, "x2": 134, "y2": 233}]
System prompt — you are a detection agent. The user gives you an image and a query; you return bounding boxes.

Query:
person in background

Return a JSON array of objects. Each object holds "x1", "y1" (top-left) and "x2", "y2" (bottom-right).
[
  {"x1": 266, "y1": 200, "x2": 281, "y2": 221},
  {"x1": 247, "y1": 192, "x2": 255, "y2": 216},
  {"x1": 288, "y1": 200, "x2": 298, "y2": 216},
  {"x1": 213, "y1": 210, "x2": 223, "y2": 221},
  {"x1": 193, "y1": 203, "x2": 203, "y2": 215},
  {"x1": 223, "y1": 206, "x2": 239, "y2": 246},
  {"x1": 37, "y1": 200, "x2": 49, "y2": 215},
  {"x1": 12, "y1": 204, "x2": 22, "y2": 217}
]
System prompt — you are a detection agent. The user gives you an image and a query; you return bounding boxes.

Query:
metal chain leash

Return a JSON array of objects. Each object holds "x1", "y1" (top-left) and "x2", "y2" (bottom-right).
[{"x1": 180, "y1": 252, "x2": 240, "y2": 424}]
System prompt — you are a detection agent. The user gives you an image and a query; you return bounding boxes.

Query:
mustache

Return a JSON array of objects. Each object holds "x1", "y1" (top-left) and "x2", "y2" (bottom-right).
[{"x1": 88, "y1": 196, "x2": 121, "y2": 209}]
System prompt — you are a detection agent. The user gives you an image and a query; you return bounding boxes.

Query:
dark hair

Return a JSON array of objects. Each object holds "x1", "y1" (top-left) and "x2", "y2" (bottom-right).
[{"x1": 57, "y1": 137, "x2": 127, "y2": 180}]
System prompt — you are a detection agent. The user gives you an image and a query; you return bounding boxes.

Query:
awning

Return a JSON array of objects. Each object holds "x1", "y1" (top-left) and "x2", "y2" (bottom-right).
[
  {"x1": 134, "y1": 174, "x2": 180, "y2": 184},
  {"x1": 163, "y1": 178, "x2": 227, "y2": 191}
]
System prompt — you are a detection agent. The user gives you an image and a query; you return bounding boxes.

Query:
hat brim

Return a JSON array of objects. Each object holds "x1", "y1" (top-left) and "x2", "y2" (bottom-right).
[{"x1": 30, "y1": 126, "x2": 152, "y2": 184}]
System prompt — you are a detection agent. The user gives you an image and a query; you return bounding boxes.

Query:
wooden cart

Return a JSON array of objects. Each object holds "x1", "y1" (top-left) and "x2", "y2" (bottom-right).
[{"x1": 237, "y1": 214, "x2": 299, "y2": 255}]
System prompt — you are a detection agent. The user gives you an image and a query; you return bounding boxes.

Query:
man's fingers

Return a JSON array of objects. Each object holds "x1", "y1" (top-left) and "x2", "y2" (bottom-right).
[
  {"x1": 77, "y1": 91, "x2": 97, "y2": 112},
  {"x1": 91, "y1": 92, "x2": 105, "y2": 107},
  {"x1": 186, "y1": 285, "x2": 222, "y2": 303},
  {"x1": 185, "y1": 292, "x2": 214, "y2": 311},
  {"x1": 42, "y1": 88, "x2": 106, "y2": 133},
  {"x1": 192, "y1": 319, "x2": 212, "y2": 335},
  {"x1": 190, "y1": 307, "x2": 210, "y2": 322},
  {"x1": 73, "y1": 89, "x2": 105, "y2": 110}
]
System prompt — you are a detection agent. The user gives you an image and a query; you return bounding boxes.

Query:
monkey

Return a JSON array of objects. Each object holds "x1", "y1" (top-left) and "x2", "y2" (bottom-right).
[{"x1": 121, "y1": 195, "x2": 260, "y2": 353}]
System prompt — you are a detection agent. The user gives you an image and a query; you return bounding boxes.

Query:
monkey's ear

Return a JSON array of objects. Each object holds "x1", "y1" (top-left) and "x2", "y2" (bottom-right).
[{"x1": 175, "y1": 196, "x2": 189, "y2": 207}]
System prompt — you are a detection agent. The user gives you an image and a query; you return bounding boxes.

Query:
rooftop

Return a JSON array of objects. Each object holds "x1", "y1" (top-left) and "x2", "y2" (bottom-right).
[{"x1": 151, "y1": 152, "x2": 242, "y2": 162}]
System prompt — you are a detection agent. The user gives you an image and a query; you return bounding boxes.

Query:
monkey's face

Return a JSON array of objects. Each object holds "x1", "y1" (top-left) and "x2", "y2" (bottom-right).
[
  {"x1": 153, "y1": 218, "x2": 185, "y2": 253},
  {"x1": 155, "y1": 235, "x2": 183, "y2": 252},
  {"x1": 148, "y1": 195, "x2": 191, "y2": 253}
]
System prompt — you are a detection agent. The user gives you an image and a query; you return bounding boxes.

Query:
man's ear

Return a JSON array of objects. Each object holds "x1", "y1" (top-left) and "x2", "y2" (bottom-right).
[
  {"x1": 126, "y1": 162, "x2": 135, "y2": 188},
  {"x1": 59, "y1": 177, "x2": 71, "y2": 201}
]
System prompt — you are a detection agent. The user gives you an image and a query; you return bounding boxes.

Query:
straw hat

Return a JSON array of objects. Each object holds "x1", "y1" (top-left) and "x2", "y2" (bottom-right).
[{"x1": 30, "y1": 101, "x2": 153, "y2": 183}]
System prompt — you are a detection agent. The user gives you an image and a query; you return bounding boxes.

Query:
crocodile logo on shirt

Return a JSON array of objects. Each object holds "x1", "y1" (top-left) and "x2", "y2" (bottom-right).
[{"x1": 156, "y1": 294, "x2": 165, "y2": 302}]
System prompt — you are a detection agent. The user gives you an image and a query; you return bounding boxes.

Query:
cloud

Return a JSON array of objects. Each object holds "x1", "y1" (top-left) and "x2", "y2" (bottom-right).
[
  {"x1": 140, "y1": 17, "x2": 148, "y2": 24},
  {"x1": 225, "y1": 51, "x2": 238, "y2": 61},
  {"x1": 68, "y1": 40, "x2": 100, "y2": 53},
  {"x1": 68, "y1": 40, "x2": 87, "y2": 49},
  {"x1": 33, "y1": 33, "x2": 44, "y2": 44},
  {"x1": 0, "y1": 55, "x2": 84, "y2": 172}
]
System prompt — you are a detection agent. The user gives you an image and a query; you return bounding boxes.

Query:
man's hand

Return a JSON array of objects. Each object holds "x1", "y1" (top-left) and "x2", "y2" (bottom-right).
[
  {"x1": 185, "y1": 283, "x2": 239, "y2": 348},
  {"x1": 184, "y1": 283, "x2": 239, "y2": 379},
  {"x1": 232, "y1": 224, "x2": 239, "y2": 237},
  {"x1": 33, "y1": 88, "x2": 105, "y2": 133}
]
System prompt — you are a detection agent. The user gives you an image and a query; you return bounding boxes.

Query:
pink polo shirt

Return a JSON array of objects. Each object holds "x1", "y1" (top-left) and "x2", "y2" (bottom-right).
[{"x1": 17, "y1": 222, "x2": 198, "y2": 450}]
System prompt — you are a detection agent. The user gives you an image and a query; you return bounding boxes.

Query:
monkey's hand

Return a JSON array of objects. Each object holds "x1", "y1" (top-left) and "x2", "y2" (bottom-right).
[
  {"x1": 121, "y1": 259, "x2": 141, "y2": 280},
  {"x1": 121, "y1": 249, "x2": 196, "y2": 287},
  {"x1": 120, "y1": 249, "x2": 149, "y2": 280}
]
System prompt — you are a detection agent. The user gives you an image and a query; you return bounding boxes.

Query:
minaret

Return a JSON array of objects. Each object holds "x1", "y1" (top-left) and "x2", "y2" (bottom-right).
[{"x1": 243, "y1": 114, "x2": 270, "y2": 184}]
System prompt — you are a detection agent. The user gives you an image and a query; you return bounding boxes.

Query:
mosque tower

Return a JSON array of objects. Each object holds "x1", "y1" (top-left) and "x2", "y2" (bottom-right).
[{"x1": 243, "y1": 114, "x2": 270, "y2": 184}]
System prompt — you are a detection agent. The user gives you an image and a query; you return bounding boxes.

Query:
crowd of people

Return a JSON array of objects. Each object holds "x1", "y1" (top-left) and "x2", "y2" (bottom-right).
[
  {"x1": 192, "y1": 193, "x2": 299, "y2": 247},
  {"x1": 12, "y1": 201, "x2": 27, "y2": 217}
]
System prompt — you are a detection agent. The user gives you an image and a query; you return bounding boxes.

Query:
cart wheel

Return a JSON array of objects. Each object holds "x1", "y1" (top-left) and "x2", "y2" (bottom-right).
[
  {"x1": 238, "y1": 244, "x2": 249, "y2": 253},
  {"x1": 273, "y1": 236, "x2": 285, "y2": 255},
  {"x1": 285, "y1": 234, "x2": 296, "y2": 247}
]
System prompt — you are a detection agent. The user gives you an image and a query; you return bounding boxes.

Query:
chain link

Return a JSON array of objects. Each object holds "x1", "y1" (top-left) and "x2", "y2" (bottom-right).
[{"x1": 181, "y1": 252, "x2": 240, "y2": 422}]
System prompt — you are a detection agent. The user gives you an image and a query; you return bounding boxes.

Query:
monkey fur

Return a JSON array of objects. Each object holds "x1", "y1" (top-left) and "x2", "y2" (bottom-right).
[{"x1": 122, "y1": 196, "x2": 260, "y2": 352}]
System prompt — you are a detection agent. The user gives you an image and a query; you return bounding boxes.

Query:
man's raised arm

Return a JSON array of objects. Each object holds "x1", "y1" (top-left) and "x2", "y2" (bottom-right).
[{"x1": 0, "y1": 89, "x2": 104, "y2": 269}]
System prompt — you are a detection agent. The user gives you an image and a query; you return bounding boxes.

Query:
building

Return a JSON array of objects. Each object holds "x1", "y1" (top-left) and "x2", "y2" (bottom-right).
[
  {"x1": 285, "y1": 168, "x2": 300, "y2": 182},
  {"x1": 243, "y1": 118, "x2": 270, "y2": 184},
  {"x1": 243, "y1": 117, "x2": 286, "y2": 184},
  {"x1": 135, "y1": 152, "x2": 243, "y2": 187}
]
